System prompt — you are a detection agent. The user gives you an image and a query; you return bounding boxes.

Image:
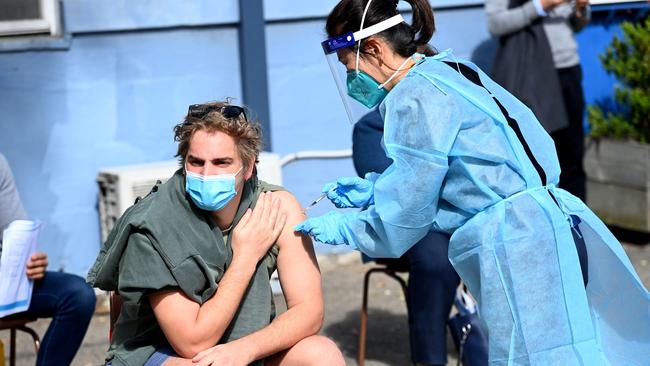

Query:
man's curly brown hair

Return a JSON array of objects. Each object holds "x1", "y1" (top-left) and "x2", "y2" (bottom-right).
[{"x1": 173, "y1": 100, "x2": 263, "y2": 170}]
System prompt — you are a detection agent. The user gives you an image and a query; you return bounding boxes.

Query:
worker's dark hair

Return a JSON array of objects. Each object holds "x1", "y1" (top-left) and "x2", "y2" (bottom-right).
[{"x1": 326, "y1": 0, "x2": 435, "y2": 58}]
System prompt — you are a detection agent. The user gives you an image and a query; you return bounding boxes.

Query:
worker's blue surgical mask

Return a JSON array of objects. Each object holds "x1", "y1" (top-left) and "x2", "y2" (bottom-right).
[
  {"x1": 346, "y1": 54, "x2": 416, "y2": 109},
  {"x1": 185, "y1": 167, "x2": 242, "y2": 211}
]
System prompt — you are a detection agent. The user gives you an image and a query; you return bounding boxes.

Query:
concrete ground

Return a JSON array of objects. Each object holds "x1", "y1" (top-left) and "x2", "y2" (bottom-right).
[{"x1": 2, "y1": 231, "x2": 649, "y2": 366}]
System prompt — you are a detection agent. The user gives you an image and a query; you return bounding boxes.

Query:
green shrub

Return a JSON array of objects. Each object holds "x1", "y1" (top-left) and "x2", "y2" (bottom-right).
[{"x1": 588, "y1": 16, "x2": 650, "y2": 143}]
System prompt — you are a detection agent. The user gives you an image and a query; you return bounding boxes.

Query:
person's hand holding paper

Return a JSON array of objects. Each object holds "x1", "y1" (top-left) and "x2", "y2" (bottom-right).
[
  {"x1": 25, "y1": 252, "x2": 48, "y2": 280},
  {"x1": 0, "y1": 220, "x2": 42, "y2": 317}
]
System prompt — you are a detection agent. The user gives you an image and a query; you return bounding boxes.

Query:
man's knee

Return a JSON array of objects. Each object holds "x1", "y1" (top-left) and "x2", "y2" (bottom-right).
[{"x1": 291, "y1": 335, "x2": 345, "y2": 366}]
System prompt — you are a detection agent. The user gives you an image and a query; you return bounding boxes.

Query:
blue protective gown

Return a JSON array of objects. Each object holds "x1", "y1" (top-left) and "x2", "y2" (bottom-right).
[{"x1": 335, "y1": 51, "x2": 650, "y2": 365}]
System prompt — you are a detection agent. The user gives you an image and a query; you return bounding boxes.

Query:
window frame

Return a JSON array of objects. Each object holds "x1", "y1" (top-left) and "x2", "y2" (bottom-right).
[{"x1": 0, "y1": 0, "x2": 61, "y2": 37}]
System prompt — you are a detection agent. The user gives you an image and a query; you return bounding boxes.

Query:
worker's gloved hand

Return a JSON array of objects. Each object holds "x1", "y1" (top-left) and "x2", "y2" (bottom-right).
[
  {"x1": 294, "y1": 211, "x2": 354, "y2": 245},
  {"x1": 322, "y1": 172, "x2": 380, "y2": 209}
]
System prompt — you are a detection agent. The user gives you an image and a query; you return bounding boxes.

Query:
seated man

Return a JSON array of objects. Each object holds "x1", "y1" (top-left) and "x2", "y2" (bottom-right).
[
  {"x1": 88, "y1": 101, "x2": 344, "y2": 366},
  {"x1": 0, "y1": 153, "x2": 97, "y2": 366}
]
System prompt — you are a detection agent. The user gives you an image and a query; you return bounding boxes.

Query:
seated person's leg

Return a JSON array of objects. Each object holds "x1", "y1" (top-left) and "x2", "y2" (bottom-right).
[
  {"x1": 406, "y1": 231, "x2": 459, "y2": 366},
  {"x1": 21, "y1": 271, "x2": 96, "y2": 366}
]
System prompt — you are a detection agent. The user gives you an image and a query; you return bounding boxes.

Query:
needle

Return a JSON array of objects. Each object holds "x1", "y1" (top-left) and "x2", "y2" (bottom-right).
[{"x1": 303, "y1": 187, "x2": 336, "y2": 213}]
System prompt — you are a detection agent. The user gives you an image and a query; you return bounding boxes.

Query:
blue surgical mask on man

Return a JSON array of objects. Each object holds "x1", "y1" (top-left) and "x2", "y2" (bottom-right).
[{"x1": 185, "y1": 167, "x2": 243, "y2": 211}]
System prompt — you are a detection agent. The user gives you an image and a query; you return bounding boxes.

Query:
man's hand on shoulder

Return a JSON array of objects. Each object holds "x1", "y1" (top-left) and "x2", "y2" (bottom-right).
[
  {"x1": 26, "y1": 251, "x2": 48, "y2": 280},
  {"x1": 231, "y1": 191, "x2": 286, "y2": 267}
]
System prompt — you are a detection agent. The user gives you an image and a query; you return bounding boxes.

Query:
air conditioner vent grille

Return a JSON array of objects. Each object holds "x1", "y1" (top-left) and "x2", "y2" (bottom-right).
[{"x1": 97, "y1": 161, "x2": 179, "y2": 243}]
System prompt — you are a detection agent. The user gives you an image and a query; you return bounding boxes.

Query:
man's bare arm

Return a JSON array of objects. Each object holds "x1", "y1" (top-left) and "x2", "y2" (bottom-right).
[
  {"x1": 148, "y1": 259, "x2": 257, "y2": 358},
  {"x1": 193, "y1": 191, "x2": 324, "y2": 365},
  {"x1": 148, "y1": 192, "x2": 286, "y2": 358}
]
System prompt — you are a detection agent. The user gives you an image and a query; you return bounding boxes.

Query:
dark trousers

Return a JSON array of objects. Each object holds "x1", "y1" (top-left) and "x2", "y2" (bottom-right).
[
  {"x1": 12, "y1": 271, "x2": 96, "y2": 365},
  {"x1": 551, "y1": 65, "x2": 587, "y2": 201},
  {"x1": 406, "y1": 231, "x2": 459, "y2": 365},
  {"x1": 369, "y1": 231, "x2": 459, "y2": 365}
]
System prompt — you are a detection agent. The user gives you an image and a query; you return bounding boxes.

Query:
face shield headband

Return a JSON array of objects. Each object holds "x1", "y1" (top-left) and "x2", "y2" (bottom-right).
[{"x1": 321, "y1": 14, "x2": 405, "y2": 55}]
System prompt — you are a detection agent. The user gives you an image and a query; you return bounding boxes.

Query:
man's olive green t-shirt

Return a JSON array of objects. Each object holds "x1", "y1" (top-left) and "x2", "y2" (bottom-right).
[{"x1": 88, "y1": 171, "x2": 283, "y2": 366}]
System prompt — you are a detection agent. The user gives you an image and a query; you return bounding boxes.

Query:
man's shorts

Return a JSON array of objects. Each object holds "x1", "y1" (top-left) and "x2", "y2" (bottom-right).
[{"x1": 144, "y1": 346, "x2": 176, "y2": 366}]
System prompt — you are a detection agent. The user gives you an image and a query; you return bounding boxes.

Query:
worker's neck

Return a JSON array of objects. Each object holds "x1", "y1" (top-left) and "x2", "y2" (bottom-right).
[{"x1": 382, "y1": 57, "x2": 416, "y2": 91}]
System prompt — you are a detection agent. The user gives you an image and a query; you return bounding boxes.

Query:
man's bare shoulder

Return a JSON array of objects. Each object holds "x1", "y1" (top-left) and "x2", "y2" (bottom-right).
[
  {"x1": 272, "y1": 190, "x2": 304, "y2": 214},
  {"x1": 270, "y1": 190, "x2": 311, "y2": 249}
]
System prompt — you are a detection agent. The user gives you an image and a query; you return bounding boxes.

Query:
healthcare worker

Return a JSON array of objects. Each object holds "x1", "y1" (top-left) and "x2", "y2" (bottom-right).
[{"x1": 295, "y1": 0, "x2": 650, "y2": 364}]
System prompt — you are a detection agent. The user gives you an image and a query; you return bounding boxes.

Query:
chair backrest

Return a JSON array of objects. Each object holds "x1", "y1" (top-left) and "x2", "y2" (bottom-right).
[{"x1": 109, "y1": 291, "x2": 123, "y2": 342}]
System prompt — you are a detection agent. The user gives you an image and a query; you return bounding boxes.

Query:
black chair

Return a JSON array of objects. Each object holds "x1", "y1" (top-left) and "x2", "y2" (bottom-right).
[
  {"x1": 0, "y1": 316, "x2": 40, "y2": 366},
  {"x1": 108, "y1": 291, "x2": 123, "y2": 342},
  {"x1": 358, "y1": 257, "x2": 409, "y2": 366}
]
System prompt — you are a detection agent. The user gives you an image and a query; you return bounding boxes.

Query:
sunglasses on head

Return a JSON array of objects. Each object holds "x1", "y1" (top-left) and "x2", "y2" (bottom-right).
[{"x1": 187, "y1": 104, "x2": 247, "y2": 121}]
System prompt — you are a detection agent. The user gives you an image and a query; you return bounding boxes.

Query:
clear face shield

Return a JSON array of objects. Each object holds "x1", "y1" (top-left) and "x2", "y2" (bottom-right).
[{"x1": 321, "y1": 14, "x2": 405, "y2": 125}]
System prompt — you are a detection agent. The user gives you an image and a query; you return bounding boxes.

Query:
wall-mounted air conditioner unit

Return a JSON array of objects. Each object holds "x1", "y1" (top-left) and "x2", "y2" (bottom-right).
[
  {"x1": 97, "y1": 160, "x2": 178, "y2": 243},
  {"x1": 97, "y1": 152, "x2": 282, "y2": 242}
]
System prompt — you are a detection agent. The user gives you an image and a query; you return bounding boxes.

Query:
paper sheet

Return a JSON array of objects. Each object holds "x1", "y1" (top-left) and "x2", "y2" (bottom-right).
[{"x1": 0, "y1": 220, "x2": 41, "y2": 318}]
